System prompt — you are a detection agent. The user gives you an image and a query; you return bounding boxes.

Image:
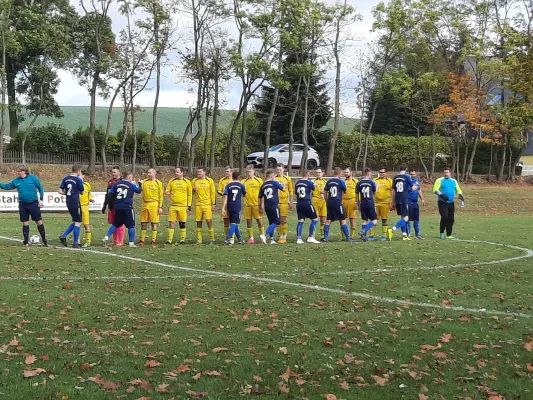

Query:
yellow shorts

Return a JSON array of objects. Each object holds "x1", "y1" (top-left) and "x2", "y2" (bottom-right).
[
  {"x1": 81, "y1": 205, "x2": 90, "y2": 225},
  {"x1": 343, "y1": 199, "x2": 357, "y2": 219},
  {"x1": 376, "y1": 203, "x2": 390, "y2": 220},
  {"x1": 169, "y1": 206, "x2": 187, "y2": 222},
  {"x1": 195, "y1": 205, "x2": 213, "y2": 222},
  {"x1": 141, "y1": 203, "x2": 160, "y2": 223},
  {"x1": 279, "y1": 203, "x2": 289, "y2": 218},
  {"x1": 312, "y1": 199, "x2": 326, "y2": 217},
  {"x1": 244, "y1": 205, "x2": 261, "y2": 220}
]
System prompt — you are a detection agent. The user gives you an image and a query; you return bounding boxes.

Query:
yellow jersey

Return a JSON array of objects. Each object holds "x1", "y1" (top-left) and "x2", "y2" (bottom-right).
[
  {"x1": 192, "y1": 177, "x2": 216, "y2": 206},
  {"x1": 241, "y1": 176, "x2": 263, "y2": 206},
  {"x1": 166, "y1": 178, "x2": 192, "y2": 207},
  {"x1": 344, "y1": 177, "x2": 358, "y2": 200},
  {"x1": 217, "y1": 177, "x2": 231, "y2": 196},
  {"x1": 374, "y1": 177, "x2": 393, "y2": 203},
  {"x1": 312, "y1": 178, "x2": 327, "y2": 200},
  {"x1": 275, "y1": 175, "x2": 293, "y2": 204},
  {"x1": 80, "y1": 181, "x2": 93, "y2": 206},
  {"x1": 140, "y1": 179, "x2": 164, "y2": 207}
]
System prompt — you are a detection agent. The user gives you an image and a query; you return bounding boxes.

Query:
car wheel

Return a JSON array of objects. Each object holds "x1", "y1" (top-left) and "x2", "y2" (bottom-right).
[
  {"x1": 267, "y1": 158, "x2": 277, "y2": 168},
  {"x1": 306, "y1": 159, "x2": 317, "y2": 169}
]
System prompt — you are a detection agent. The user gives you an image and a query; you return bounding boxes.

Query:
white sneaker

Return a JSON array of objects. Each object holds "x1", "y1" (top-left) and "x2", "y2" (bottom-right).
[
  {"x1": 307, "y1": 237, "x2": 320, "y2": 244},
  {"x1": 296, "y1": 238, "x2": 304, "y2": 244},
  {"x1": 103, "y1": 236, "x2": 109, "y2": 246},
  {"x1": 270, "y1": 240, "x2": 277, "y2": 245},
  {"x1": 259, "y1": 234, "x2": 267, "y2": 244},
  {"x1": 230, "y1": 238, "x2": 235, "y2": 244},
  {"x1": 129, "y1": 242, "x2": 137, "y2": 248}
]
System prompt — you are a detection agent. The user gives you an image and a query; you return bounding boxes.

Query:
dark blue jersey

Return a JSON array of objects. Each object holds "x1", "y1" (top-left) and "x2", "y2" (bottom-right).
[
  {"x1": 59, "y1": 175, "x2": 84, "y2": 208},
  {"x1": 294, "y1": 179, "x2": 315, "y2": 202},
  {"x1": 259, "y1": 180, "x2": 284, "y2": 208},
  {"x1": 392, "y1": 173, "x2": 416, "y2": 204},
  {"x1": 356, "y1": 178, "x2": 377, "y2": 208},
  {"x1": 110, "y1": 179, "x2": 141, "y2": 210},
  {"x1": 224, "y1": 181, "x2": 246, "y2": 209},
  {"x1": 324, "y1": 177, "x2": 346, "y2": 203}
]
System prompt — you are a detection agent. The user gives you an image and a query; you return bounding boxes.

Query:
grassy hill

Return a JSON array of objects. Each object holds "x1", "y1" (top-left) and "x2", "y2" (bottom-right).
[{"x1": 20, "y1": 106, "x2": 358, "y2": 136}]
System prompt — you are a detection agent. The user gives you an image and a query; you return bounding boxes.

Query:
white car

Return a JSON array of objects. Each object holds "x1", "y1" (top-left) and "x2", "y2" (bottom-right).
[{"x1": 246, "y1": 144, "x2": 320, "y2": 169}]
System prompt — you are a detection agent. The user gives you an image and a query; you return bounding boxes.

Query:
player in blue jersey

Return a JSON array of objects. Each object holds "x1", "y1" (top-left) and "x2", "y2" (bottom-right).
[
  {"x1": 356, "y1": 168, "x2": 378, "y2": 241},
  {"x1": 258, "y1": 170, "x2": 284, "y2": 244},
  {"x1": 222, "y1": 171, "x2": 247, "y2": 246},
  {"x1": 103, "y1": 173, "x2": 142, "y2": 247},
  {"x1": 322, "y1": 167, "x2": 354, "y2": 242},
  {"x1": 294, "y1": 170, "x2": 320, "y2": 244},
  {"x1": 58, "y1": 165, "x2": 85, "y2": 248},
  {"x1": 388, "y1": 165, "x2": 419, "y2": 241},
  {"x1": 406, "y1": 169, "x2": 425, "y2": 239},
  {"x1": 433, "y1": 167, "x2": 464, "y2": 239}
]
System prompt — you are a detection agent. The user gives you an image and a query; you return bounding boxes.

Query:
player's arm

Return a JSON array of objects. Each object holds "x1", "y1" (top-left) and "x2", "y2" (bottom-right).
[
  {"x1": 35, "y1": 177, "x2": 44, "y2": 204},
  {"x1": 210, "y1": 178, "x2": 216, "y2": 211},
  {"x1": 390, "y1": 183, "x2": 396, "y2": 210},
  {"x1": 433, "y1": 178, "x2": 445, "y2": 197},
  {"x1": 187, "y1": 180, "x2": 192, "y2": 209},
  {"x1": 355, "y1": 185, "x2": 361, "y2": 209},
  {"x1": 131, "y1": 182, "x2": 142, "y2": 194},
  {"x1": 0, "y1": 180, "x2": 16, "y2": 190},
  {"x1": 418, "y1": 183, "x2": 425, "y2": 205},
  {"x1": 58, "y1": 180, "x2": 65, "y2": 195},
  {"x1": 455, "y1": 180, "x2": 465, "y2": 201},
  {"x1": 217, "y1": 180, "x2": 225, "y2": 196},
  {"x1": 165, "y1": 180, "x2": 171, "y2": 196},
  {"x1": 287, "y1": 177, "x2": 294, "y2": 209},
  {"x1": 88, "y1": 183, "x2": 94, "y2": 203}
]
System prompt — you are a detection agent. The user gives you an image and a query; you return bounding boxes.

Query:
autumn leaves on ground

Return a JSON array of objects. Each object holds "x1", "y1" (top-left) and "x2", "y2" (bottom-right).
[{"x1": 0, "y1": 185, "x2": 533, "y2": 399}]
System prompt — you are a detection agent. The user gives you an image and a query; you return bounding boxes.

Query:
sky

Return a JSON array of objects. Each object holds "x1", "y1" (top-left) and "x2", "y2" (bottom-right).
[{"x1": 54, "y1": 0, "x2": 381, "y2": 118}]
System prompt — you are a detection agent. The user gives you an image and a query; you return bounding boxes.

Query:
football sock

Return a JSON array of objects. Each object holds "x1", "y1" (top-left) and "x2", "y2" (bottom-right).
[
  {"x1": 393, "y1": 219, "x2": 405, "y2": 231},
  {"x1": 208, "y1": 228, "x2": 215, "y2": 241},
  {"x1": 414, "y1": 221, "x2": 420, "y2": 236},
  {"x1": 247, "y1": 227, "x2": 254, "y2": 238},
  {"x1": 350, "y1": 227, "x2": 356, "y2": 238},
  {"x1": 179, "y1": 228, "x2": 187, "y2": 242},
  {"x1": 118, "y1": 226, "x2": 125, "y2": 244},
  {"x1": 151, "y1": 230, "x2": 157, "y2": 242},
  {"x1": 62, "y1": 223, "x2": 75, "y2": 238},
  {"x1": 23, "y1": 225, "x2": 30, "y2": 243},
  {"x1": 37, "y1": 224, "x2": 46, "y2": 241},
  {"x1": 73, "y1": 226, "x2": 80, "y2": 244},
  {"x1": 266, "y1": 223, "x2": 277, "y2": 238},
  {"x1": 341, "y1": 224, "x2": 351, "y2": 240},
  {"x1": 323, "y1": 224, "x2": 330, "y2": 241},
  {"x1": 309, "y1": 220, "x2": 317, "y2": 237},
  {"x1": 167, "y1": 228, "x2": 175, "y2": 242},
  {"x1": 128, "y1": 227, "x2": 136, "y2": 243},
  {"x1": 382, "y1": 225, "x2": 388, "y2": 235},
  {"x1": 259, "y1": 225, "x2": 265, "y2": 235},
  {"x1": 234, "y1": 225, "x2": 242, "y2": 240},
  {"x1": 406, "y1": 222, "x2": 411, "y2": 236},
  {"x1": 369, "y1": 226, "x2": 376, "y2": 237},
  {"x1": 85, "y1": 232, "x2": 92, "y2": 244},
  {"x1": 224, "y1": 226, "x2": 229, "y2": 236},
  {"x1": 296, "y1": 221, "x2": 304, "y2": 238},
  {"x1": 320, "y1": 224, "x2": 325, "y2": 237},
  {"x1": 362, "y1": 224, "x2": 367, "y2": 233},
  {"x1": 363, "y1": 221, "x2": 375, "y2": 234},
  {"x1": 140, "y1": 229, "x2": 147, "y2": 242},
  {"x1": 227, "y1": 224, "x2": 236, "y2": 240},
  {"x1": 196, "y1": 228, "x2": 202, "y2": 243},
  {"x1": 106, "y1": 225, "x2": 117, "y2": 237}
]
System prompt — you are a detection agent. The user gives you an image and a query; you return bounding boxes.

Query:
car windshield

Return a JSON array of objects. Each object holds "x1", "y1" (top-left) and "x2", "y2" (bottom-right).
[{"x1": 269, "y1": 144, "x2": 284, "y2": 151}]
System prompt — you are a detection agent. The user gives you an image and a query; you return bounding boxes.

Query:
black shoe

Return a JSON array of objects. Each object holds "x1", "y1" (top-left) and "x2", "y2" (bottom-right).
[
  {"x1": 165, "y1": 241, "x2": 172, "y2": 245},
  {"x1": 72, "y1": 243, "x2": 80, "y2": 248},
  {"x1": 59, "y1": 236, "x2": 67, "y2": 247},
  {"x1": 23, "y1": 241, "x2": 29, "y2": 246},
  {"x1": 42, "y1": 240, "x2": 48, "y2": 247},
  {"x1": 179, "y1": 241, "x2": 185, "y2": 245},
  {"x1": 320, "y1": 238, "x2": 328, "y2": 243}
]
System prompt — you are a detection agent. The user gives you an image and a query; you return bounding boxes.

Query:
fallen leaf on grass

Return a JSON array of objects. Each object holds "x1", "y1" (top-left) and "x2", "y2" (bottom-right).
[
  {"x1": 340, "y1": 381, "x2": 350, "y2": 390},
  {"x1": 145, "y1": 360, "x2": 162, "y2": 368},
  {"x1": 526, "y1": 363, "x2": 533, "y2": 371},
  {"x1": 418, "y1": 394, "x2": 428, "y2": 400},
  {"x1": 185, "y1": 390, "x2": 208, "y2": 399},
  {"x1": 439, "y1": 299, "x2": 452, "y2": 307},
  {"x1": 25, "y1": 355, "x2": 37, "y2": 365},
  {"x1": 440, "y1": 333, "x2": 453, "y2": 343},
  {"x1": 524, "y1": 341, "x2": 533, "y2": 352},
  {"x1": 212, "y1": 347, "x2": 228, "y2": 353},
  {"x1": 22, "y1": 367, "x2": 46, "y2": 377},
  {"x1": 158, "y1": 383, "x2": 169, "y2": 393},
  {"x1": 279, "y1": 347, "x2": 288, "y2": 355},
  {"x1": 9, "y1": 337, "x2": 19, "y2": 346},
  {"x1": 245, "y1": 326, "x2": 262, "y2": 332},
  {"x1": 473, "y1": 344, "x2": 487, "y2": 349},
  {"x1": 295, "y1": 379, "x2": 306, "y2": 385},
  {"x1": 325, "y1": 395, "x2": 337, "y2": 400},
  {"x1": 492, "y1": 293, "x2": 505, "y2": 302},
  {"x1": 278, "y1": 382, "x2": 289, "y2": 393},
  {"x1": 371, "y1": 375, "x2": 389, "y2": 386}
]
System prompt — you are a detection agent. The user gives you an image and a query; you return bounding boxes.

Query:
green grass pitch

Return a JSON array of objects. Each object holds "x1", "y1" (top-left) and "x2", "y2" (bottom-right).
[{"x1": 0, "y1": 186, "x2": 532, "y2": 399}]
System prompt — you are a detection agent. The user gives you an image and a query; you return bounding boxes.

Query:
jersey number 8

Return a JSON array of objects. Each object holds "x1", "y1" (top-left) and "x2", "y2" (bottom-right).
[{"x1": 396, "y1": 181, "x2": 404, "y2": 193}]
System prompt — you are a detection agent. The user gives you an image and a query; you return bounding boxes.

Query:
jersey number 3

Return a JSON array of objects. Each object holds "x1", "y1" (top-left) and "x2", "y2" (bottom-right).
[{"x1": 297, "y1": 186, "x2": 306, "y2": 199}]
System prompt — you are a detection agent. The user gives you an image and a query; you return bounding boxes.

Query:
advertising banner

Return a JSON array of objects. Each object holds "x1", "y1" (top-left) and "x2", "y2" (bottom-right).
[{"x1": 0, "y1": 192, "x2": 106, "y2": 212}]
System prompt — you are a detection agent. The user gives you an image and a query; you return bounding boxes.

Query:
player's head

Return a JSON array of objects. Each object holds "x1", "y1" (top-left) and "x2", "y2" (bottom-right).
[
  {"x1": 276, "y1": 164, "x2": 285, "y2": 176},
  {"x1": 232, "y1": 171, "x2": 240, "y2": 181},
  {"x1": 314, "y1": 167, "x2": 324, "y2": 179},
  {"x1": 16, "y1": 164, "x2": 29, "y2": 178},
  {"x1": 378, "y1": 167, "x2": 388, "y2": 177},
  {"x1": 196, "y1": 167, "x2": 206, "y2": 179},
  {"x1": 174, "y1": 167, "x2": 184, "y2": 179},
  {"x1": 398, "y1": 165, "x2": 407, "y2": 173},
  {"x1": 301, "y1": 169, "x2": 309, "y2": 179},
  {"x1": 80, "y1": 169, "x2": 88, "y2": 180},
  {"x1": 147, "y1": 168, "x2": 157, "y2": 180},
  {"x1": 123, "y1": 171, "x2": 133, "y2": 181},
  {"x1": 224, "y1": 166, "x2": 232, "y2": 178},
  {"x1": 363, "y1": 168, "x2": 372, "y2": 178},
  {"x1": 409, "y1": 169, "x2": 417, "y2": 178},
  {"x1": 443, "y1": 167, "x2": 451, "y2": 178},
  {"x1": 72, "y1": 164, "x2": 82, "y2": 175},
  {"x1": 246, "y1": 164, "x2": 255, "y2": 178},
  {"x1": 343, "y1": 167, "x2": 352, "y2": 178},
  {"x1": 334, "y1": 167, "x2": 342, "y2": 177},
  {"x1": 266, "y1": 169, "x2": 275, "y2": 179},
  {"x1": 111, "y1": 166, "x2": 121, "y2": 180}
]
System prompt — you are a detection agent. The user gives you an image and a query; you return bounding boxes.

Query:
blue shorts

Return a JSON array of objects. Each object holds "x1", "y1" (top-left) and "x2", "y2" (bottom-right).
[
  {"x1": 396, "y1": 203, "x2": 409, "y2": 218},
  {"x1": 360, "y1": 206, "x2": 377, "y2": 221},
  {"x1": 296, "y1": 202, "x2": 317, "y2": 220},
  {"x1": 19, "y1": 201, "x2": 42, "y2": 223},
  {"x1": 68, "y1": 206, "x2": 82, "y2": 223},
  {"x1": 227, "y1": 207, "x2": 241, "y2": 224},
  {"x1": 113, "y1": 208, "x2": 136, "y2": 229},
  {"x1": 265, "y1": 207, "x2": 280, "y2": 226},
  {"x1": 326, "y1": 202, "x2": 345, "y2": 222},
  {"x1": 408, "y1": 202, "x2": 419, "y2": 221}
]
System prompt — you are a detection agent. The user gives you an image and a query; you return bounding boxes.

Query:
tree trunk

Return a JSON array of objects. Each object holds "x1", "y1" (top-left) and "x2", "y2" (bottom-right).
[
  {"x1": 103, "y1": 87, "x2": 121, "y2": 172},
  {"x1": 203, "y1": 104, "x2": 210, "y2": 168},
  {"x1": 188, "y1": 110, "x2": 203, "y2": 173},
  {"x1": 354, "y1": 85, "x2": 366, "y2": 172},
  {"x1": 119, "y1": 108, "x2": 128, "y2": 167},
  {"x1": 415, "y1": 126, "x2": 429, "y2": 178},
  {"x1": 466, "y1": 130, "x2": 480, "y2": 179},
  {"x1": 300, "y1": 77, "x2": 310, "y2": 171},
  {"x1": 509, "y1": 146, "x2": 523, "y2": 180},
  {"x1": 239, "y1": 105, "x2": 248, "y2": 174},
  {"x1": 461, "y1": 140, "x2": 470, "y2": 181},
  {"x1": 227, "y1": 93, "x2": 244, "y2": 168},
  {"x1": 363, "y1": 101, "x2": 378, "y2": 170},
  {"x1": 131, "y1": 99, "x2": 137, "y2": 174},
  {"x1": 6, "y1": 63, "x2": 17, "y2": 138},
  {"x1": 487, "y1": 142, "x2": 493, "y2": 180},
  {"x1": 450, "y1": 139, "x2": 456, "y2": 175},
  {"x1": 0, "y1": 22, "x2": 7, "y2": 165},
  {"x1": 498, "y1": 140, "x2": 507, "y2": 181},
  {"x1": 456, "y1": 141, "x2": 461, "y2": 181},
  {"x1": 150, "y1": 49, "x2": 161, "y2": 169},
  {"x1": 430, "y1": 123, "x2": 437, "y2": 178},
  {"x1": 288, "y1": 78, "x2": 302, "y2": 176},
  {"x1": 177, "y1": 107, "x2": 195, "y2": 167},
  {"x1": 263, "y1": 47, "x2": 282, "y2": 174},
  {"x1": 210, "y1": 69, "x2": 220, "y2": 172},
  {"x1": 88, "y1": 70, "x2": 100, "y2": 174}
]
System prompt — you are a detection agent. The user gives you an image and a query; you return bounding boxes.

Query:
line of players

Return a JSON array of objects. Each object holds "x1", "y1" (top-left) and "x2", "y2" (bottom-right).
[{"x1": 55, "y1": 163, "x2": 427, "y2": 248}]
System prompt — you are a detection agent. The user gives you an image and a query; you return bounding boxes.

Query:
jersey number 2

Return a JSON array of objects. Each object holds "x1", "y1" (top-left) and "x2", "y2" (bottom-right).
[
  {"x1": 264, "y1": 187, "x2": 273, "y2": 199},
  {"x1": 117, "y1": 188, "x2": 128, "y2": 199}
]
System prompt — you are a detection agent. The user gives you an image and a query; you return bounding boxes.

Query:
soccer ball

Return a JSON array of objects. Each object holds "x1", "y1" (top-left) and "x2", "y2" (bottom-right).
[{"x1": 29, "y1": 235, "x2": 40, "y2": 245}]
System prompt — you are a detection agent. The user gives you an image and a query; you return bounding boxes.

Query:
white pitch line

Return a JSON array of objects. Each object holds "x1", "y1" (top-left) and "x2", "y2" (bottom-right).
[{"x1": 0, "y1": 235, "x2": 532, "y2": 319}]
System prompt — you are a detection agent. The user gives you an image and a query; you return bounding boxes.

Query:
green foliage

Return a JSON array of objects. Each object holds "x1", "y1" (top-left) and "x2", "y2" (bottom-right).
[{"x1": 8, "y1": 124, "x2": 71, "y2": 155}]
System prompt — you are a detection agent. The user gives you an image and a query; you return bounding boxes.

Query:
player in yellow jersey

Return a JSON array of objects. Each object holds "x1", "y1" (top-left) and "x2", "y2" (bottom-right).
[
  {"x1": 371, "y1": 167, "x2": 393, "y2": 241},
  {"x1": 343, "y1": 168, "x2": 359, "y2": 238},
  {"x1": 311, "y1": 167, "x2": 327, "y2": 238},
  {"x1": 139, "y1": 168, "x2": 164, "y2": 247},
  {"x1": 165, "y1": 167, "x2": 192, "y2": 244},
  {"x1": 241, "y1": 165, "x2": 264, "y2": 243},
  {"x1": 192, "y1": 167, "x2": 216, "y2": 244},
  {"x1": 275, "y1": 164, "x2": 293, "y2": 243},
  {"x1": 218, "y1": 167, "x2": 233, "y2": 241},
  {"x1": 79, "y1": 170, "x2": 95, "y2": 248}
]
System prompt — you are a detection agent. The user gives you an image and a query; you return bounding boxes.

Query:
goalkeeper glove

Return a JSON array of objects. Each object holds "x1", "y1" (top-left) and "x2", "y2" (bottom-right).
[{"x1": 440, "y1": 194, "x2": 449, "y2": 202}]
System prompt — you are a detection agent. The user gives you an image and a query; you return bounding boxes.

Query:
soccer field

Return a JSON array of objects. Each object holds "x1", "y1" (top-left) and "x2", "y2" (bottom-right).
[{"x1": 0, "y1": 186, "x2": 532, "y2": 399}]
